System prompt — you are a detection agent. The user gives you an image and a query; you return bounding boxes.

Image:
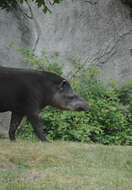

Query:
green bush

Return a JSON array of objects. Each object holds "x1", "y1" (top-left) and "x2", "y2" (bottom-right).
[{"x1": 11, "y1": 46, "x2": 132, "y2": 145}]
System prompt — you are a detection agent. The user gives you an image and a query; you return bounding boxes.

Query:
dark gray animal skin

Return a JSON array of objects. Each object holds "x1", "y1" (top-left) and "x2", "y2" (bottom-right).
[{"x1": 0, "y1": 66, "x2": 88, "y2": 141}]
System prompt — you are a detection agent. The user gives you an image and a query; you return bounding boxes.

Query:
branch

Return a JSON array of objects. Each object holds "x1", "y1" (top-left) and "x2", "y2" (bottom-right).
[
  {"x1": 84, "y1": 0, "x2": 97, "y2": 5},
  {"x1": 16, "y1": 0, "x2": 33, "y2": 19},
  {"x1": 25, "y1": 0, "x2": 33, "y2": 19}
]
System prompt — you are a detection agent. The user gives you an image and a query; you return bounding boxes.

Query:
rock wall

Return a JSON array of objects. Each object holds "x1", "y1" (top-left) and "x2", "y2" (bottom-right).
[
  {"x1": 32, "y1": 0, "x2": 132, "y2": 82},
  {"x1": 0, "y1": 8, "x2": 33, "y2": 67},
  {"x1": 0, "y1": 0, "x2": 132, "y2": 132}
]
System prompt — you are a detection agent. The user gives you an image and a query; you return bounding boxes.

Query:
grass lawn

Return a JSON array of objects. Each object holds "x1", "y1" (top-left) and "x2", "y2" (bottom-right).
[{"x1": 0, "y1": 139, "x2": 132, "y2": 190}]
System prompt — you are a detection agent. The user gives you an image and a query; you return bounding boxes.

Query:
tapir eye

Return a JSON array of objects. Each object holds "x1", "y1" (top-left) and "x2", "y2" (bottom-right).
[{"x1": 68, "y1": 96, "x2": 75, "y2": 100}]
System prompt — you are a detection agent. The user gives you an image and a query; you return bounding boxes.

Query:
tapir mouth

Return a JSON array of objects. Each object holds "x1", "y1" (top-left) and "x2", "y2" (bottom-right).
[
  {"x1": 76, "y1": 106, "x2": 89, "y2": 113},
  {"x1": 64, "y1": 103, "x2": 89, "y2": 113},
  {"x1": 55, "y1": 105, "x2": 89, "y2": 113}
]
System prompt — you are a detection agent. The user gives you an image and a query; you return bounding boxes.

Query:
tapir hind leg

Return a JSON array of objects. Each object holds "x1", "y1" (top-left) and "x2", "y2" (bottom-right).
[{"x1": 9, "y1": 112, "x2": 23, "y2": 141}]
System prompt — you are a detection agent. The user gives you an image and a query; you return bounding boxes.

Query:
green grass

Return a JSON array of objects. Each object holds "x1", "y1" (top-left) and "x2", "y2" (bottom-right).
[{"x1": 0, "y1": 139, "x2": 132, "y2": 190}]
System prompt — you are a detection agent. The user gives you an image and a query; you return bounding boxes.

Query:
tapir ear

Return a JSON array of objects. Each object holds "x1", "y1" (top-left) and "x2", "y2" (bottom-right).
[{"x1": 59, "y1": 80, "x2": 67, "y2": 90}]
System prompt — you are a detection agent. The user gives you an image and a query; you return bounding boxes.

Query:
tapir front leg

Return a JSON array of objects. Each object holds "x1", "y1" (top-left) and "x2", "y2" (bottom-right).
[
  {"x1": 27, "y1": 113, "x2": 48, "y2": 142},
  {"x1": 9, "y1": 112, "x2": 23, "y2": 141}
]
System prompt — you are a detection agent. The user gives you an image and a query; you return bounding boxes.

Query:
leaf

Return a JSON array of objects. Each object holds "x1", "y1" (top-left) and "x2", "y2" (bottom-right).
[
  {"x1": 43, "y1": 7, "x2": 48, "y2": 14},
  {"x1": 55, "y1": 0, "x2": 61, "y2": 4}
]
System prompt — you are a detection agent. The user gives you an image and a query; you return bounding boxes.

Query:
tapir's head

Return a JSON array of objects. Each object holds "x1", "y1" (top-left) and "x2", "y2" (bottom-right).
[{"x1": 51, "y1": 79, "x2": 88, "y2": 112}]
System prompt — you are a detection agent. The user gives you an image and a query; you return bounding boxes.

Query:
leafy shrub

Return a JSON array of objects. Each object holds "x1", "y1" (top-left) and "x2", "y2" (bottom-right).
[
  {"x1": 117, "y1": 79, "x2": 132, "y2": 105},
  {"x1": 10, "y1": 45, "x2": 132, "y2": 145}
]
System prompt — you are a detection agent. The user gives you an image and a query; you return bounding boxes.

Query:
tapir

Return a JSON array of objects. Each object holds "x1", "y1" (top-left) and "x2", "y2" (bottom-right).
[{"x1": 0, "y1": 66, "x2": 88, "y2": 141}]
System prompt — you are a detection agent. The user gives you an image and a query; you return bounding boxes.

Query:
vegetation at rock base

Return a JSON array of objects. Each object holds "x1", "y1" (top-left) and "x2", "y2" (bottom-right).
[{"x1": 8, "y1": 44, "x2": 132, "y2": 145}]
